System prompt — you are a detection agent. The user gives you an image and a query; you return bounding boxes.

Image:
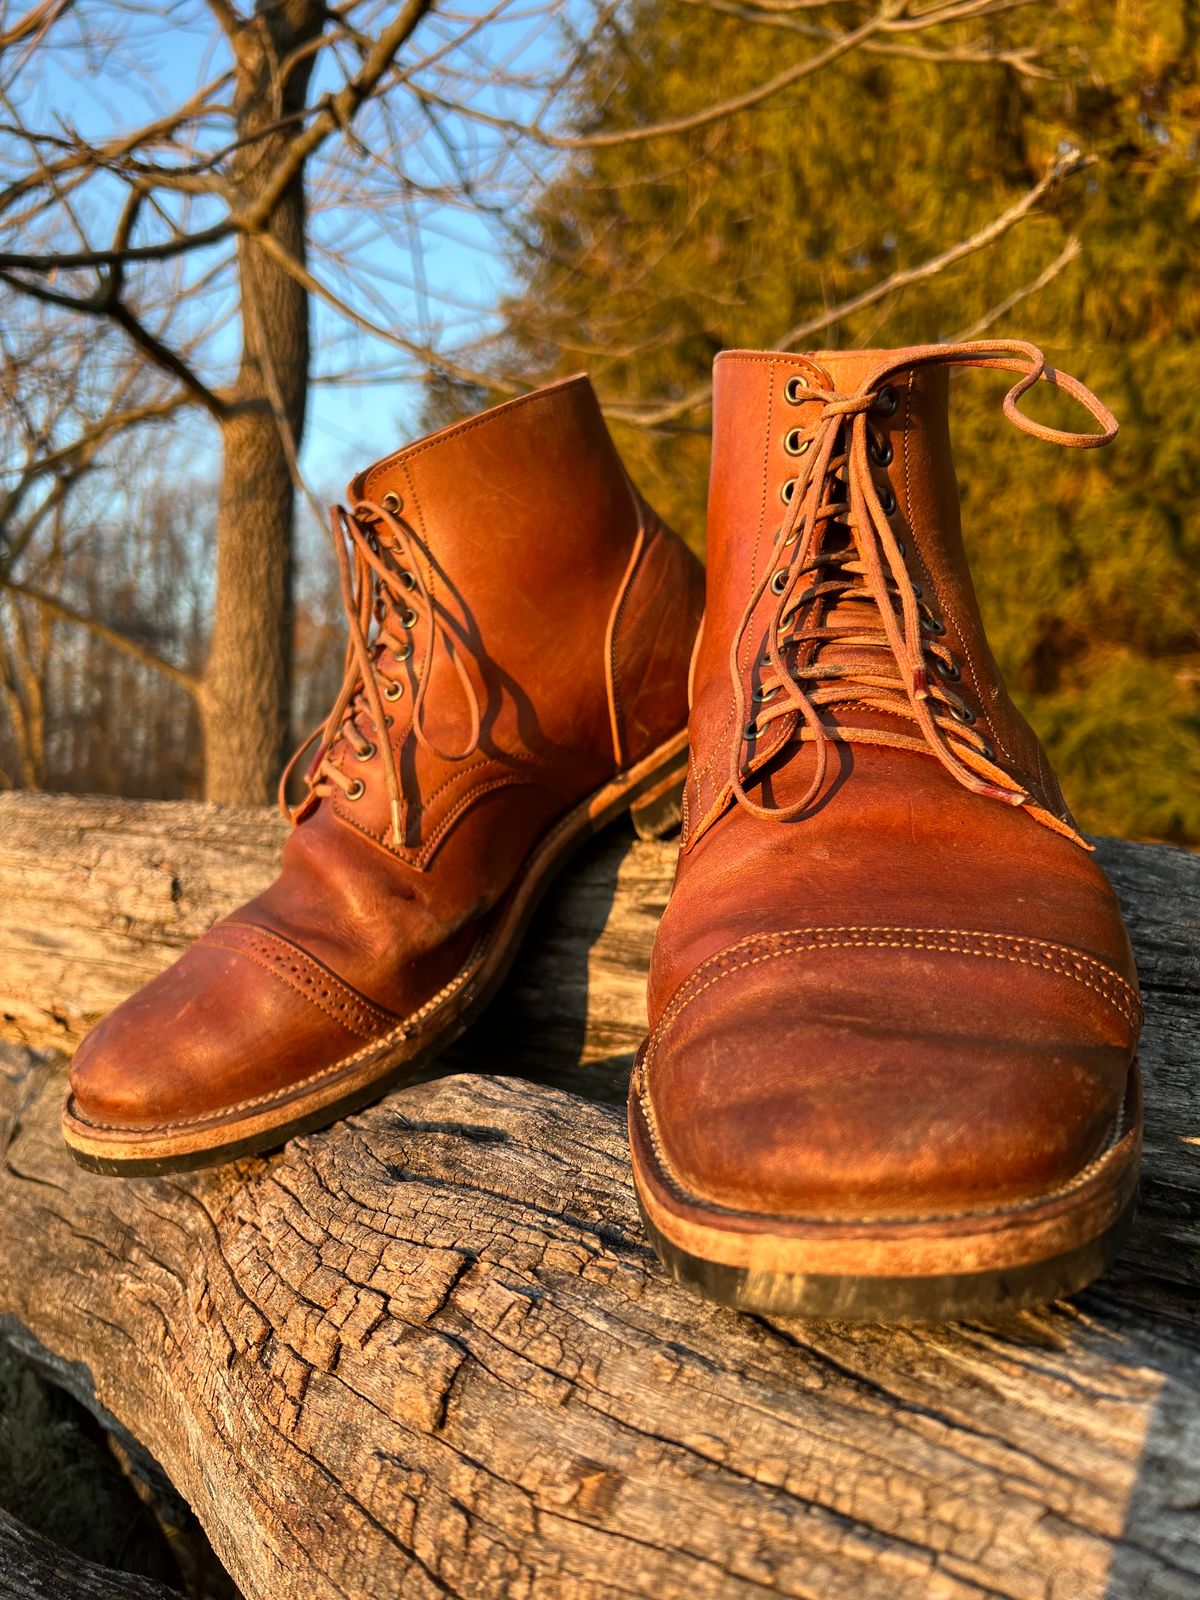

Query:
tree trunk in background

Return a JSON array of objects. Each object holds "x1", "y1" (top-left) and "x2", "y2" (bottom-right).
[{"x1": 202, "y1": 1, "x2": 324, "y2": 805}]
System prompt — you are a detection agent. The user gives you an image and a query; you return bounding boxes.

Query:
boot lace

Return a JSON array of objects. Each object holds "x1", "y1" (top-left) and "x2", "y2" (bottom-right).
[
  {"x1": 279, "y1": 496, "x2": 481, "y2": 847},
  {"x1": 728, "y1": 339, "x2": 1118, "y2": 837}
]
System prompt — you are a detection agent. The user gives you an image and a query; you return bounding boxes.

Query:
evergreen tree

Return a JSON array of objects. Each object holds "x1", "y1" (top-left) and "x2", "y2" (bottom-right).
[{"x1": 488, "y1": 1, "x2": 1200, "y2": 842}]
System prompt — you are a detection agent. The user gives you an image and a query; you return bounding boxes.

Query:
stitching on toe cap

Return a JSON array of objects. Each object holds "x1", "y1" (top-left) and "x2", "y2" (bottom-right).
[
  {"x1": 644, "y1": 923, "x2": 1142, "y2": 1077},
  {"x1": 202, "y1": 923, "x2": 399, "y2": 1039}
]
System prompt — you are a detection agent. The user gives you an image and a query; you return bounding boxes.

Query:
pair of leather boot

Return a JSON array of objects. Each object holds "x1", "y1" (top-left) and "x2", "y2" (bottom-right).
[{"x1": 64, "y1": 340, "x2": 1142, "y2": 1322}]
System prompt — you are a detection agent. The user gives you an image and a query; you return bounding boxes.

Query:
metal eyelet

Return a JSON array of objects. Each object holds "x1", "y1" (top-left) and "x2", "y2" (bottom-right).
[
  {"x1": 911, "y1": 581, "x2": 923, "y2": 599},
  {"x1": 355, "y1": 742, "x2": 376, "y2": 762},
  {"x1": 382, "y1": 491, "x2": 403, "y2": 513},
  {"x1": 780, "y1": 478, "x2": 797, "y2": 504},
  {"x1": 950, "y1": 702, "x2": 976, "y2": 726},
  {"x1": 399, "y1": 570, "x2": 417, "y2": 590},
  {"x1": 384, "y1": 680, "x2": 404, "y2": 701},
  {"x1": 896, "y1": 538, "x2": 906, "y2": 557},
  {"x1": 346, "y1": 779, "x2": 366, "y2": 800},
  {"x1": 394, "y1": 641, "x2": 413, "y2": 662},
  {"x1": 870, "y1": 435, "x2": 894, "y2": 467},
  {"x1": 770, "y1": 570, "x2": 789, "y2": 595},
  {"x1": 400, "y1": 607, "x2": 418, "y2": 629},
  {"x1": 783, "y1": 429, "x2": 812, "y2": 456},
  {"x1": 784, "y1": 375, "x2": 810, "y2": 404},
  {"x1": 872, "y1": 385, "x2": 898, "y2": 417},
  {"x1": 934, "y1": 655, "x2": 960, "y2": 681},
  {"x1": 979, "y1": 742, "x2": 995, "y2": 762},
  {"x1": 744, "y1": 721, "x2": 758, "y2": 740},
  {"x1": 879, "y1": 484, "x2": 898, "y2": 516},
  {"x1": 922, "y1": 615, "x2": 946, "y2": 636}
]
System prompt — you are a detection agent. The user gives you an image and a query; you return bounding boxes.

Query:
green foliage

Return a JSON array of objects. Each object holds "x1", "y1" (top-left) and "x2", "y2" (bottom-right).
[{"x1": 493, "y1": 0, "x2": 1200, "y2": 842}]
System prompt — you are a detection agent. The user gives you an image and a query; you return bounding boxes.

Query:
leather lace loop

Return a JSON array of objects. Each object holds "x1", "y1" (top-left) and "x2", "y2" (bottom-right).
[
  {"x1": 728, "y1": 339, "x2": 1118, "y2": 830},
  {"x1": 279, "y1": 497, "x2": 481, "y2": 847}
]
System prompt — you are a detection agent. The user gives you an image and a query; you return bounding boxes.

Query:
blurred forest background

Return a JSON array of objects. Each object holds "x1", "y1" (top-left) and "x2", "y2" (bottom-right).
[{"x1": 1, "y1": 0, "x2": 1197, "y2": 844}]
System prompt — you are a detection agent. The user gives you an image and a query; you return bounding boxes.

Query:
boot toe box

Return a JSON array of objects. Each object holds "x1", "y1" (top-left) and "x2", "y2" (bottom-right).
[
  {"x1": 68, "y1": 925, "x2": 395, "y2": 1132},
  {"x1": 637, "y1": 927, "x2": 1141, "y2": 1222}
]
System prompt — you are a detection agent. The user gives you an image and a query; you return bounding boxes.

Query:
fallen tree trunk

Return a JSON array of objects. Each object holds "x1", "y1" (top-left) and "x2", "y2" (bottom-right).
[
  {"x1": 0, "y1": 1507, "x2": 180, "y2": 1600},
  {"x1": 0, "y1": 793, "x2": 1198, "y2": 1600}
]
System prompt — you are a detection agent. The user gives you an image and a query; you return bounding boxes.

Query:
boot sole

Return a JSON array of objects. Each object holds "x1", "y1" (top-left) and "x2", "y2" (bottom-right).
[
  {"x1": 61, "y1": 730, "x2": 690, "y2": 1176},
  {"x1": 629, "y1": 1059, "x2": 1142, "y2": 1322}
]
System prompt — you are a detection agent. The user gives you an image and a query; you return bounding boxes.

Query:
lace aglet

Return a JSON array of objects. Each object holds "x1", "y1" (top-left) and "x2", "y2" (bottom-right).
[{"x1": 390, "y1": 799, "x2": 403, "y2": 847}]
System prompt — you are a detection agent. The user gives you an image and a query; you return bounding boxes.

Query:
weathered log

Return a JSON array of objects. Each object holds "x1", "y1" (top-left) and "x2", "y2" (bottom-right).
[
  {"x1": 0, "y1": 793, "x2": 661, "y2": 1105},
  {"x1": 0, "y1": 792, "x2": 1198, "y2": 1600},
  {"x1": 0, "y1": 1507, "x2": 181, "y2": 1600}
]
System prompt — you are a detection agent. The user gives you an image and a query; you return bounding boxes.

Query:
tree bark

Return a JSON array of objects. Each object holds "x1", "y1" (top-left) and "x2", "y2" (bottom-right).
[
  {"x1": 0, "y1": 794, "x2": 1198, "y2": 1599},
  {"x1": 0, "y1": 1509, "x2": 181, "y2": 1600},
  {"x1": 202, "y1": 2, "x2": 325, "y2": 806}
]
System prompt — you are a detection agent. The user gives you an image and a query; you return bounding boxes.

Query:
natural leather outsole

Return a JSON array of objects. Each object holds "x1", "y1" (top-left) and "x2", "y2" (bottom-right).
[
  {"x1": 629, "y1": 1060, "x2": 1142, "y2": 1322},
  {"x1": 62, "y1": 730, "x2": 691, "y2": 1176}
]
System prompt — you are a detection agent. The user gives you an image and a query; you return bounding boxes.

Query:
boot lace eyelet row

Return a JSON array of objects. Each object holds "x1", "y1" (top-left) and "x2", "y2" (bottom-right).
[
  {"x1": 278, "y1": 496, "x2": 483, "y2": 846},
  {"x1": 727, "y1": 342, "x2": 1119, "y2": 826},
  {"x1": 769, "y1": 380, "x2": 898, "y2": 602}
]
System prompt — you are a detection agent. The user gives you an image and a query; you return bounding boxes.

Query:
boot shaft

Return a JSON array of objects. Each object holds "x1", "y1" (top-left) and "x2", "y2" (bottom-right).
[
  {"x1": 302, "y1": 376, "x2": 703, "y2": 863},
  {"x1": 347, "y1": 375, "x2": 654, "y2": 766},
  {"x1": 684, "y1": 341, "x2": 1114, "y2": 847}
]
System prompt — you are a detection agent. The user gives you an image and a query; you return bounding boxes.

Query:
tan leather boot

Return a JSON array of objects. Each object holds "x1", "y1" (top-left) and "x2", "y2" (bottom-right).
[
  {"x1": 65, "y1": 376, "x2": 704, "y2": 1172},
  {"x1": 630, "y1": 341, "x2": 1142, "y2": 1320}
]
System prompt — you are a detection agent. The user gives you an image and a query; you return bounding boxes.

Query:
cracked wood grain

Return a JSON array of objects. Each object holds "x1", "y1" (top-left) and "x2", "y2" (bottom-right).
[{"x1": 0, "y1": 794, "x2": 1197, "y2": 1600}]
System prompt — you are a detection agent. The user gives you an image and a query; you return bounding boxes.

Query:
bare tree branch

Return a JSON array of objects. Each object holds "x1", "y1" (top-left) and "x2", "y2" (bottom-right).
[
  {"x1": 0, "y1": 0, "x2": 435, "y2": 274},
  {"x1": 949, "y1": 234, "x2": 1082, "y2": 341},
  {"x1": 605, "y1": 150, "x2": 1092, "y2": 426},
  {"x1": 0, "y1": 0, "x2": 70, "y2": 57},
  {"x1": 672, "y1": 0, "x2": 1048, "y2": 77},
  {"x1": 0, "y1": 267, "x2": 230, "y2": 420},
  {"x1": 253, "y1": 229, "x2": 527, "y2": 397},
  {"x1": 1, "y1": 579, "x2": 202, "y2": 696}
]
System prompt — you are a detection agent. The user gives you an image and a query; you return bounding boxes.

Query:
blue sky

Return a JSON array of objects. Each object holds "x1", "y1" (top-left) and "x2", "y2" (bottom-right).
[{"x1": 13, "y1": 0, "x2": 571, "y2": 496}]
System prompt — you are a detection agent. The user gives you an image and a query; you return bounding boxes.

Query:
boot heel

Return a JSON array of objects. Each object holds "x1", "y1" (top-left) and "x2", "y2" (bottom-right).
[{"x1": 630, "y1": 764, "x2": 687, "y2": 841}]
